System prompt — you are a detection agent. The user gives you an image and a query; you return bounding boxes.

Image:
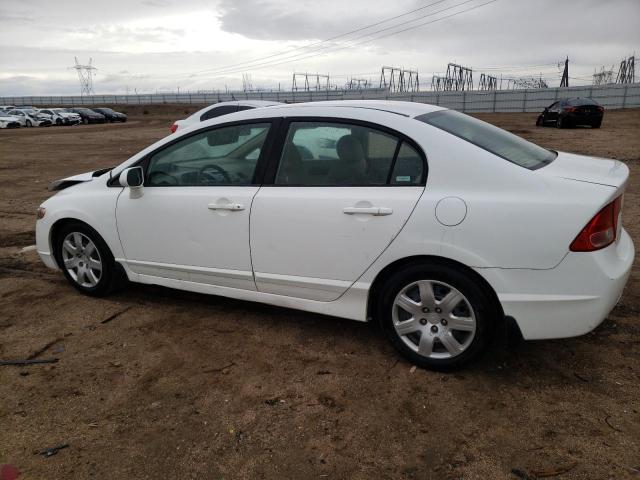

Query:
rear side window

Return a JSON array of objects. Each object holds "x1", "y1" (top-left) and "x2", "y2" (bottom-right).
[
  {"x1": 200, "y1": 105, "x2": 238, "y2": 121},
  {"x1": 417, "y1": 110, "x2": 556, "y2": 170},
  {"x1": 274, "y1": 121, "x2": 425, "y2": 186}
]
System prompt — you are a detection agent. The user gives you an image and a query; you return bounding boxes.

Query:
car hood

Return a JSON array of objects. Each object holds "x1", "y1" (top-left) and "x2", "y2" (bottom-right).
[
  {"x1": 49, "y1": 167, "x2": 114, "y2": 191},
  {"x1": 537, "y1": 151, "x2": 628, "y2": 188}
]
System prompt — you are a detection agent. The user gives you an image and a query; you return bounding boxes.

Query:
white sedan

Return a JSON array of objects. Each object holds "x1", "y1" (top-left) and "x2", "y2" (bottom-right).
[
  {"x1": 35, "y1": 100, "x2": 633, "y2": 369},
  {"x1": 170, "y1": 100, "x2": 281, "y2": 133}
]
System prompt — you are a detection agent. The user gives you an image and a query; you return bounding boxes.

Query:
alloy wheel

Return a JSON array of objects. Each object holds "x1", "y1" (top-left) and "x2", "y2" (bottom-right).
[
  {"x1": 61, "y1": 232, "x2": 102, "y2": 288},
  {"x1": 392, "y1": 280, "x2": 476, "y2": 360}
]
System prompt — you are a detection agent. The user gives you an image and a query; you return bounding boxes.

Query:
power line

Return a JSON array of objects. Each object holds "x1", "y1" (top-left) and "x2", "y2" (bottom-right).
[
  {"x1": 161, "y1": 0, "x2": 498, "y2": 80},
  {"x1": 172, "y1": 0, "x2": 455, "y2": 78}
]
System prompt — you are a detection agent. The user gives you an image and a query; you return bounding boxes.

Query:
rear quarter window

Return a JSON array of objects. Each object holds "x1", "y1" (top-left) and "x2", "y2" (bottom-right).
[{"x1": 416, "y1": 110, "x2": 556, "y2": 170}]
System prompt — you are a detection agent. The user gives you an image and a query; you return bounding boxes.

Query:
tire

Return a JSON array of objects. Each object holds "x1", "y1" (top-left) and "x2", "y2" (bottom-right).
[
  {"x1": 54, "y1": 222, "x2": 125, "y2": 296},
  {"x1": 56, "y1": 118, "x2": 62, "y2": 126},
  {"x1": 377, "y1": 262, "x2": 497, "y2": 370},
  {"x1": 535, "y1": 116, "x2": 544, "y2": 127},
  {"x1": 556, "y1": 116, "x2": 564, "y2": 128},
  {"x1": 26, "y1": 119, "x2": 32, "y2": 127},
  {"x1": 83, "y1": 117, "x2": 88, "y2": 125}
]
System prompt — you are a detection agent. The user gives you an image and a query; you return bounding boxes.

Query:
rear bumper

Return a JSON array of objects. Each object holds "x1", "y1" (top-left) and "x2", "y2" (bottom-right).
[
  {"x1": 564, "y1": 112, "x2": 603, "y2": 125},
  {"x1": 479, "y1": 228, "x2": 634, "y2": 340}
]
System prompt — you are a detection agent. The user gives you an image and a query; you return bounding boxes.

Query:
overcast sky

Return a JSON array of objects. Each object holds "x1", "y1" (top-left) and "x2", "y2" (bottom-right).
[{"x1": 0, "y1": 0, "x2": 638, "y2": 95}]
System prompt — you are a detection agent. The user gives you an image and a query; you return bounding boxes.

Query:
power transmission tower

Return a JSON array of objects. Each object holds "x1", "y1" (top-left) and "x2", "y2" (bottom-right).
[
  {"x1": 242, "y1": 74, "x2": 254, "y2": 92},
  {"x1": 444, "y1": 63, "x2": 473, "y2": 91},
  {"x1": 616, "y1": 55, "x2": 635, "y2": 84},
  {"x1": 592, "y1": 66, "x2": 614, "y2": 85},
  {"x1": 379, "y1": 66, "x2": 419, "y2": 93},
  {"x1": 292, "y1": 73, "x2": 330, "y2": 91},
  {"x1": 345, "y1": 78, "x2": 372, "y2": 90},
  {"x1": 431, "y1": 75, "x2": 449, "y2": 91},
  {"x1": 507, "y1": 77, "x2": 548, "y2": 89},
  {"x1": 70, "y1": 57, "x2": 97, "y2": 96},
  {"x1": 478, "y1": 73, "x2": 497, "y2": 90},
  {"x1": 559, "y1": 57, "x2": 569, "y2": 87}
]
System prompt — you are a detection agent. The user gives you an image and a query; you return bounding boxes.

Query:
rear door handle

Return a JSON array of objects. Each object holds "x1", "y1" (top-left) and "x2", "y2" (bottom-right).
[
  {"x1": 343, "y1": 206, "x2": 393, "y2": 216},
  {"x1": 208, "y1": 202, "x2": 245, "y2": 211}
]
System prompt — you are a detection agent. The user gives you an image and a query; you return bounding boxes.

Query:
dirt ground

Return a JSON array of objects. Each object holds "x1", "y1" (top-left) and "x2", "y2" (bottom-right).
[{"x1": 0, "y1": 106, "x2": 639, "y2": 480}]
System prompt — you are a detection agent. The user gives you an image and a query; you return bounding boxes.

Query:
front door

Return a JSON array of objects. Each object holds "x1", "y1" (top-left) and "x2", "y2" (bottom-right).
[
  {"x1": 116, "y1": 121, "x2": 274, "y2": 290},
  {"x1": 250, "y1": 119, "x2": 426, "y2": 301}
]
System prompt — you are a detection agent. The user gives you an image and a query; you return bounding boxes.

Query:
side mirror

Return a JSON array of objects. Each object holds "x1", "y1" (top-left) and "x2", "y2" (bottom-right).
[{"x1": 119, "y1": 166, "x2": 144, "y2": 188}]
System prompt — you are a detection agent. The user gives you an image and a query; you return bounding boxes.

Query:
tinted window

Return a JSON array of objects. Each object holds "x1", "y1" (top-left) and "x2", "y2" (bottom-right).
[
  {"x1": 417, "y1": 110, "x2": 556, "y2": 170},
  {"x1": 236, "y1": 105, "x2": 255, "y2": 112},
  {"x1": 390, "y1": 143, "x2": 423, "y2": 185},
  {"x1": 200, "y1": 105, "x2": 238, "y2": 121},
  {"x1": 146, "y1": 123, "x2": 270, "y2": 186},
  {"x1": 567, "y1": 97, "x2": 598, "y2": 106},
  {"x1": 275, "y1": 121, "x2": 423, "y2": 186}
]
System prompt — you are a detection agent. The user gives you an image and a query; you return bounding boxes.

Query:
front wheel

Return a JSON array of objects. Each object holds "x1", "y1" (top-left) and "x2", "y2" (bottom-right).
[
  {"x1": 535, "y1": 116, "x2": 544, "y2": 127},
  {"x1": 377, "y1": 263, "x2": 496, "y2": 370},
  {"x1": 54, "y1": 222, "x2": 124, "y2": 296},
  {"x1": 55, "y1": 118, "x2": 62, "y2": 126},
  {"x1": 26, "y1": 119, "x2": 32, "y2": 127}
]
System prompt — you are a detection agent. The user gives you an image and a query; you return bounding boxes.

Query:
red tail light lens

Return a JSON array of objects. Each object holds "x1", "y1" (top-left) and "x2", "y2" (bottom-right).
[
  {"x1": 597, "y1": 106, "x2": 605, "y2": 113},
  {"x1": 570, "y1": 196, "x2": 622, "y2": 252},
  {"x1": 170, "y1": 123, "x2": 178, "y2": 133},
  {"x1": 563, "y1": 106, "x2": 577, "y2": 113}
]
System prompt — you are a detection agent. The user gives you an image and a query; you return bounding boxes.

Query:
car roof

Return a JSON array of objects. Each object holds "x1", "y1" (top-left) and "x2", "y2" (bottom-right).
[{"x1": 247, "y1": 100, "x2": 445, "y2": 118}]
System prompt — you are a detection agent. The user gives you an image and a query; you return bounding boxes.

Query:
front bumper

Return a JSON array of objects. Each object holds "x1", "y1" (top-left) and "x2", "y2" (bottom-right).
[{"x1": 479, "y1": 229, "x2": 634, "y2": 340}]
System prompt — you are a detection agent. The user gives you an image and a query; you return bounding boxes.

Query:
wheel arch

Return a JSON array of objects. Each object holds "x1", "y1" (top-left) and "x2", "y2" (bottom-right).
[
  {"x1": 366, "y1": 255, "x2": 504, "y2": 324},
  {"x1": 49, "y1": 217, "x2": 113, "y2": 267}
]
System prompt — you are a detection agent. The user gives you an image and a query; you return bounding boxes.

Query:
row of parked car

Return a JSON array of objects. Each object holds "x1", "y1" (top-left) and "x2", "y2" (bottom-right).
[{"x1": 0, "y1": 105, "x2": 127, "y2": 129}]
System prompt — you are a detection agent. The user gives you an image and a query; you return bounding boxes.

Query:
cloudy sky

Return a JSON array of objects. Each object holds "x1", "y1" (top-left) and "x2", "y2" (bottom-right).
[{"x1": 0, "y1": 0, "x2": 638, "y2": 95}]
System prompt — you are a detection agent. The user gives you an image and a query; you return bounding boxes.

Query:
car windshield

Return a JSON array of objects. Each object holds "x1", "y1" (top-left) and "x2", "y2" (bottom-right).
[{"x1": 416, "y1": 110, "x2": 556, "y2": 170}]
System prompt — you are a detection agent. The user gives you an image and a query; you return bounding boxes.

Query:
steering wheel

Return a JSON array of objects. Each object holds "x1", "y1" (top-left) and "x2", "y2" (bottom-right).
[
  {"x1": 198, "y1": 164, "x2": 231, "y2": 185},
  {"x1": 147, "y1": 170, "x2": 178, "y2": 186}
]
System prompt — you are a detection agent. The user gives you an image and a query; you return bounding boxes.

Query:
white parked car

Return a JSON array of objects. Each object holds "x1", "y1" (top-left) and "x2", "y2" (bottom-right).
[
  {"x1": 170, "y1": 100, "x2": 281, "y2": 133},
  {"x1": 38, "y1": 108, "x2": 81, "y2": 126},
  {"x1": 0, "y1": 111, "x2": 21, "y2": 128},
  {"x1": 35, "y1": 100, "x2": 633, "y2": 369},
  {"x1": 7, "y1": 109, "x2": 52, "y2": 127}
]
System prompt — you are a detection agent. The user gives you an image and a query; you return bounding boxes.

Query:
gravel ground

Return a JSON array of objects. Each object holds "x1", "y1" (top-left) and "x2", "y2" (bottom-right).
[{"x1": 0, "y1": 106, "x2": 639, "y2": 479}]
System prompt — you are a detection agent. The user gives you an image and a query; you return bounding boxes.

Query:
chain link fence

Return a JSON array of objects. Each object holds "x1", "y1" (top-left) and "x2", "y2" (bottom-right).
[{"x1": 1, "y1": 83, "x2": 639, "y2": 112}]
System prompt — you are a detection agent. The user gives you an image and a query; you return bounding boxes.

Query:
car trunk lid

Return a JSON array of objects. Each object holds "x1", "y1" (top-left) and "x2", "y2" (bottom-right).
[{"x1": 537, "y1": 151, "x2": 628, "y2": 188}]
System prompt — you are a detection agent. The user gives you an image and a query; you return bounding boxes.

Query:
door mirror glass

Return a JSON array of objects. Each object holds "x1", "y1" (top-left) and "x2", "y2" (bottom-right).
[{"x1": 119, "y1": 166, "x2": 144, "y2": 187}]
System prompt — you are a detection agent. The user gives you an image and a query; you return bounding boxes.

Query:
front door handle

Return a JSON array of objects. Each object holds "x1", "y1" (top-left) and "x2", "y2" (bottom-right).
[
  {"x1": 208, "y1": 202, "x2": 245, "y2": 211},
  {"x1": 343, "y1": 206, "x2": 393, "y2": 216}
]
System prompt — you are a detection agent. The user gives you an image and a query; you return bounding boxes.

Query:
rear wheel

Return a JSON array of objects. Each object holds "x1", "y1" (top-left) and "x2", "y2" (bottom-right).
[
  {"x1": 54, "y1": 222, "x2": 125, "y2": 296},
  {"x1": 536, "y1": 115, "x2": 544, "y2": 127},
  {"x1": 556, "y1": 116, "x2": 565, "y2": 129},
  {"x1": 377, "y1": 262, "x2": 496, "y2": 370},
  {"x1": 83, "y1": 117, "x2": 88, "y2": 125}
]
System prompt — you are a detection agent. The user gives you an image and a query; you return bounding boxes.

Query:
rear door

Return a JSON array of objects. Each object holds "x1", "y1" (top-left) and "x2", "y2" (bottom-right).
[{"x1": 250, "y1": 118, "x2": 426, "y2": 301}]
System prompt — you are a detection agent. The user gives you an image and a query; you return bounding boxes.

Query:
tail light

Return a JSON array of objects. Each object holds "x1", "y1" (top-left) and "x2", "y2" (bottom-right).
[
  {"x1": 597, "y1": 106, "x2": 605, "y2": 113},
  {"x1": 570, "y1": 196, "x2": 622, "y2": 252},
  {"x1": 170, "y1": 123, "x2": 178, "y2": 133},
  {"x1": 563, "y1": 106, "x2": 577, "y2": 113}
]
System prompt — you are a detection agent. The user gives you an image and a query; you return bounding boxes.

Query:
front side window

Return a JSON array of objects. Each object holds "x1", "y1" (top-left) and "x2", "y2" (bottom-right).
[
  {"x1": 275, "y1": 121, "x2": 424, "y2": 186},
  {"x1": 417, "y1": 110, "x2": 556, "y2": 170},
  {"x1": 146, "y1": 123, "x2": 270, "y2": 186}
]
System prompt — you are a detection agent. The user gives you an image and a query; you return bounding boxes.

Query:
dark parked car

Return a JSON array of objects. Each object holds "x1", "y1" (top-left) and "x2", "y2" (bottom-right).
[
  {"x1": 68, "y1": 107, "x2": 107, "y2": 124},
  {"x1": 91, "y1": 107, "x2": 127, "y2": 123},
  {"x1": 536, "y1": 97, "x2": 604, "y2": 129}
]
